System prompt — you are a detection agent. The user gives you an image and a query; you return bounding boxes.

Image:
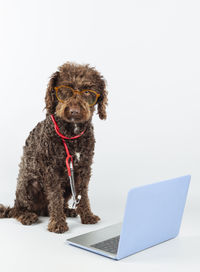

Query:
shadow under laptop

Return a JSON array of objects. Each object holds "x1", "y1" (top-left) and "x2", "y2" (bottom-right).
[{"x1": 121, "y1": 235, "x2": 200, "y2": 264}]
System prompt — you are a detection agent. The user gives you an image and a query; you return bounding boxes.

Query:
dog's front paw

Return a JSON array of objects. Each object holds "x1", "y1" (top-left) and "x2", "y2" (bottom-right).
[
  {"x1": 48, "y1": 219, "x2": 69, "y2": 233},
  {"x1": 81, "y1": 214, "x2": 100, "y2": 224}
]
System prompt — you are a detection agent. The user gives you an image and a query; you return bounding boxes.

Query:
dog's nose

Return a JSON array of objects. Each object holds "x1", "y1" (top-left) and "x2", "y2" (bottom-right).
[{"x1": 69, "y1": 106, "x2": 80, "y2": 116}]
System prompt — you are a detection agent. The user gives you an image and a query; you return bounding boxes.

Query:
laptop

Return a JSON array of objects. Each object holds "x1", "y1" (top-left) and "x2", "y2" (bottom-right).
[{"x1": 66, "y1": 175, "x2": 191, "y2": 260}]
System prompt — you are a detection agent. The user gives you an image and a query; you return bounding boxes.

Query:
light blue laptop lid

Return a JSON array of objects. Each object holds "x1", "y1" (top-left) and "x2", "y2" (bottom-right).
[{"x1": 116, "y1": 175, "x2": 191, "y2": 260}]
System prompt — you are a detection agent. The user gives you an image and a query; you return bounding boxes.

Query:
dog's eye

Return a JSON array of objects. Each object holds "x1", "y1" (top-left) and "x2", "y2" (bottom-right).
[
  {"x1": 81, "y1": 90, "x2": 98, "y2": 106},
  {"x1": 84, "y1": 91, "x2": 90, "y2": 96}
]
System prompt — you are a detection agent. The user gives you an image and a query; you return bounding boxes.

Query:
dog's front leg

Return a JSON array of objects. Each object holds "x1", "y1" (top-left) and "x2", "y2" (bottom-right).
[
  {"x1": 76, "y1": 184, "x2": 100, "y2": 224},
  {"x1": 45, "y1": 183, "x2": 69, "y2": 233}
]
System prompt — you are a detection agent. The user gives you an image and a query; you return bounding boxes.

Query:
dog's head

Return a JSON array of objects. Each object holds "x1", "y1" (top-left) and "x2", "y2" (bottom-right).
[{"x1": 45, "y1": 62, "x2": 108, "y2": 123}]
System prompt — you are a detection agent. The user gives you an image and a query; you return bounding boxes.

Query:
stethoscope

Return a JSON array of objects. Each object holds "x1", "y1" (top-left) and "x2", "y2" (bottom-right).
[{"x1": 51, "y1": 114, "x2": 86, "y2": 209}]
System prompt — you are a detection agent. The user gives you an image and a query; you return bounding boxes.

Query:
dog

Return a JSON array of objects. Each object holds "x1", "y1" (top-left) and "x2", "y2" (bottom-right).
[{"x1": 0, "y1": 62, "x2": 108, "y2": 233}]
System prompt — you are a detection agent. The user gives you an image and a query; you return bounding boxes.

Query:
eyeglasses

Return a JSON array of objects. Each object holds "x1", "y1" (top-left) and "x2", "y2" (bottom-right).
[{"x1": 54, "y1": 85, "x2": 100, "y2": 107}]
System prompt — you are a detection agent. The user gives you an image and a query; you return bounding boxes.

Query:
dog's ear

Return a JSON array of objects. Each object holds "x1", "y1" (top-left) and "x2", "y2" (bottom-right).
[
  {"x1": 97, "y1": 82, "x2": 108, "y2": 120},
  {"x1": 45, "y1": 71, "x2": 59, "y2": 114}
]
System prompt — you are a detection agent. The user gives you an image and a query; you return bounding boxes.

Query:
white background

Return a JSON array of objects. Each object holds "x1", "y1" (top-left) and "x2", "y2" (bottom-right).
[{"x1": 0, "y1": 0, "x2": 200, "y2": 271}]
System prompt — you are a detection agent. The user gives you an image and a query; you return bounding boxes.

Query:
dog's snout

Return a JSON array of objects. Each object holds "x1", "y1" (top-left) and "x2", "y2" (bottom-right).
[{"x1": 69, "y1": 106, "x2": 80, "y2": 116}]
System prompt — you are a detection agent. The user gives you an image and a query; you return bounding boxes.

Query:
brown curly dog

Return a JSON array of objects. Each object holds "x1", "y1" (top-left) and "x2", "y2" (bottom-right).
[{"x1": 0, "y1": 62, "x2": 108, "y2": 233}]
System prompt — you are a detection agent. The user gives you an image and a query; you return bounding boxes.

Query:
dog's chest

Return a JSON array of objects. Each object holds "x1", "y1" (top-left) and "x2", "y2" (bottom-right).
[
  {"x1": 54, "y1": 136, "x2": 82, "y2": 166},
  {"x1": 75, "y1": 152, "x2": 81, "y2": 161},
  {"x1": 73, "y1": 124, "x2": 81, "y2": 162},
  {"x1": 51, "y1": 122, "x2": 93, "y2": 167}
]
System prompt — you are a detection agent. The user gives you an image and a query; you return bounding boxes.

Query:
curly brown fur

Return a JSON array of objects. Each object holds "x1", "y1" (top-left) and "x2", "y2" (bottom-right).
[{"x1": 0, "y1": 62, "x2": 108, "y2": 233}]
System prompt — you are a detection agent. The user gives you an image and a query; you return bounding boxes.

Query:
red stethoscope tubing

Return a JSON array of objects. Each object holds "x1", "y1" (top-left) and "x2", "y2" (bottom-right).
[
  {"x1": 51, "y1": 114, "x2": 85, "y2": 140},
  {"x1": 51, "y1": 114, "x2": 85, "y2": 177}
]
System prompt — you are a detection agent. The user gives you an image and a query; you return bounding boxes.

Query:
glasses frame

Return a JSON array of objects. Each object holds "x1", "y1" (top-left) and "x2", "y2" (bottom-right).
[{"x1": 54, "y1": 85, "x2": 100, "y2": 107}]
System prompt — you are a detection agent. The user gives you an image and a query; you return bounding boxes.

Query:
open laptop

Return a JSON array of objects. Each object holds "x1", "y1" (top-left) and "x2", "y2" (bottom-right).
[{"x1": 67, "y1": 175, "x2": 191, "y2": 260}]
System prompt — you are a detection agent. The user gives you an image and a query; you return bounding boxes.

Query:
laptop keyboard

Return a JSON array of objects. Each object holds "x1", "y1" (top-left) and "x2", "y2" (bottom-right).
[{"x1": 91, "y1": 235, "x2": 120, "y2": 254}]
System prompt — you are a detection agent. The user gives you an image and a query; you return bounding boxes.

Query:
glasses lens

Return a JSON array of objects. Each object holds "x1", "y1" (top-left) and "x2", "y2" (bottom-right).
[
  {"x1": 82, "y1": 90, "x2": 97, "y2": 105},
  {"x1": 56, "y1": 87, "x2": 73, "y2": 101}
]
